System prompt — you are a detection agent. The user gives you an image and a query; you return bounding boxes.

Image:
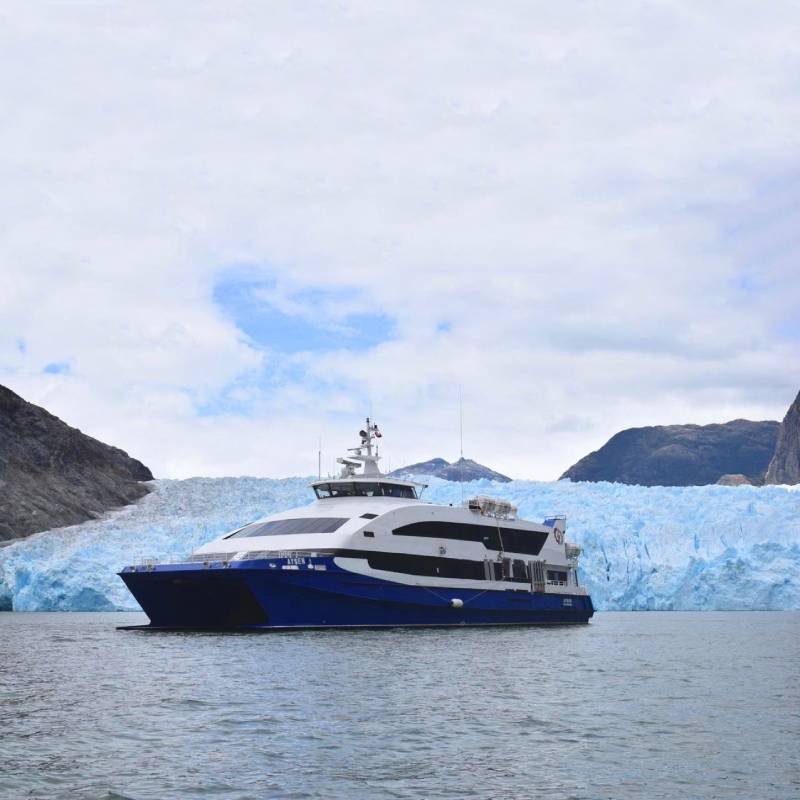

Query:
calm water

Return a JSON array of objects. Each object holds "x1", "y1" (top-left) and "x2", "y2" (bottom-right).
[{"x1": 1, "y1": 612, "x2": 798, "y2": 800}]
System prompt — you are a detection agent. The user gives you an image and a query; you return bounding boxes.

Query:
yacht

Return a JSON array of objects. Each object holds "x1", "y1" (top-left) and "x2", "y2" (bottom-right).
[{"x1": 119, "y1": 419, "x2": 594, "y2": 628}]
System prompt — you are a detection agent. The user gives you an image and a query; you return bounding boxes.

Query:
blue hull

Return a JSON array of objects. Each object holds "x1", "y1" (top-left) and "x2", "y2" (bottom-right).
[{"x1": 118, "y1": 557, "x2": 594, "y2": 629}]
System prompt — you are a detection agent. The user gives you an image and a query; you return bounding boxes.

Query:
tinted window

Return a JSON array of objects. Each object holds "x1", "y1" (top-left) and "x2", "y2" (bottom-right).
[
  {"x1": 226, "y1": 518, "x2": 349, "y2": 538},
  {"x1": 393, "y1": 521, "x2": 547, "y2": 556},
  {"x1": 381, "y1": 483, "x2": 416, "y2": 498},
  {"x1": 314, "y1": 483, "x2": 363, "y2": 498},
  {"x1": 331, "y1": 483, "x2": 383, "y2": 497},
  {"x1": 365, "y1": 552, "x2": 485, "y2": 580},
  {"x1": 513, "y1": 559, "x2": 529, "y2": 580},
  {"x1": 315, "y1": 483, "x2": 368, "y2": 498},
  {"x1": 314, "y1": 483, "x2": 416, "y2": 499}
]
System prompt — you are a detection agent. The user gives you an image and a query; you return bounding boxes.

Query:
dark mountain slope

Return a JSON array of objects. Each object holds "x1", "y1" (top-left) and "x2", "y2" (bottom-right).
[
  {"x1": 560, "y1": 419, "x2": 779, "y2": 487},
  {"x1": 435, "y1": 457, "x2": 512, "y2": 483},
  {"x1": 0, "y1": 385, "x2": 153, "y2": 541},
  {"x1": 389, "y1": 457, "x2": 449, "y2": 477},
  {"x1": 764, "y1": 390, "x2": 800, "y2": 485},
  {"x1": 389, "y1": 456, "x2": 511, "y2": 483}
]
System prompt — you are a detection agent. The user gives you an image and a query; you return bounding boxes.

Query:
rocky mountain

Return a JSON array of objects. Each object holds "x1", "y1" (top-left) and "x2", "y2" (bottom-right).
[
  {"x1": 390, "y1": 457, "x2": 449, "y2": 477},
  {"x1": 0, "y1": 384, "x2": 153, "y2": 542},
  {"x1": 764, "y1": 390, "x2": 800, "y2": 485},
  {"x1": 389, "y1": 456, "x2": 511, "y2": 483},
  {"x1": 560, "y1": 419, "x2": 779, "y2": 487}
]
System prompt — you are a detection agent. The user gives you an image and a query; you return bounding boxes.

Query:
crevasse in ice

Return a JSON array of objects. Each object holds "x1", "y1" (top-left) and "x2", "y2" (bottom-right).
[{"x1": 0, "y1": 476, "x2": 798, "y2": 611}]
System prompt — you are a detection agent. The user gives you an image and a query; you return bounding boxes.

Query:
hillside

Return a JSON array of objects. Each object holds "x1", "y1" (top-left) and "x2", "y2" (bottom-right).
[
  {"x1": 560, "y1": 419, "x2": 779, "y2": 487},
  {"x1": 0, "y1": 385, "x2": 153, "y2": 541},
  {"x1": 389, "y1": 456, "x2": 511, "y2": 482},
  {"x1": 764, "y1": 390, "x2": 800, "y2": 484}
]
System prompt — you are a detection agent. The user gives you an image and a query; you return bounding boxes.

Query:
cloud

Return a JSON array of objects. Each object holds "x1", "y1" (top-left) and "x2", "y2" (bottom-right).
[{"x1": 1, "y1": 2, "x2": 799, "y2": 479}]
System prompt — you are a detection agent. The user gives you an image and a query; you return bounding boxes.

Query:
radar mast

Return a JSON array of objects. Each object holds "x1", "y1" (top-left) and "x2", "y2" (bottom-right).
[{"x1": 337, "y1": 417, "x2": 383, "y2": 478}]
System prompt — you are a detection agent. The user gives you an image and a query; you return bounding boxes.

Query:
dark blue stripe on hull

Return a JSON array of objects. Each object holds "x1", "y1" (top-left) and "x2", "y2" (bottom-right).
[{"x1": 118, "y1": 558, "x2": 594, "y2": 629}]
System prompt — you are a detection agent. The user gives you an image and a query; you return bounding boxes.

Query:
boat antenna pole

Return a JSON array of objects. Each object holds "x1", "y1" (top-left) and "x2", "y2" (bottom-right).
[
  {"x1": 318, "y1": 437, "x2": 322, "y2": 480},
  {"x1": 459, "y1": 386, "x2": 464, "y2": 504}
]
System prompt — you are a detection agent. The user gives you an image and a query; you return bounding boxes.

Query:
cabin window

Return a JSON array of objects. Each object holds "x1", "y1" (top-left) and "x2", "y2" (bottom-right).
[
  {"x1": 382, "y1": 483, "x2": 416, "y2": 498},
  {"x1": 512, "y1": 559, "x2": 529, "y2": 581},
  {"x1": 360, "y1": 513, "x2": 379, "y2": 519},
  {"x1": 225, "y1": 517, "x2": 349, "y2": 538},
  {"x1": 392, "y1": 521, "x2": 548, "y2": 556},
  {"x1": 313, "y1": 482, "x2": 374, "y2": 498},
  {"x1": 492, "y1": 561, "x2": 504, "y2": 581},
  {"x1": 547, "y1": 570, "x2": 568, "y2": 584},
  {"x1": 363, "y1": 530, "x2": 375, "y2": 538},
  {"x1": 354, "y1": 483, "x2": 382, "y2": 497},
  {"x1": 365, "y1": 552, "x2": 485, "y2": 580},
  {"x1": 313, "y1": 482, "x2": 417, "y2": 499}
]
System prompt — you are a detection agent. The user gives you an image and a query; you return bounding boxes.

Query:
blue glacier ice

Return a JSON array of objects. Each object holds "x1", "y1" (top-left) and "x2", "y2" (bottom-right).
[{"x1": 0, "y1": 476, "x2": 798, "y2": 611}]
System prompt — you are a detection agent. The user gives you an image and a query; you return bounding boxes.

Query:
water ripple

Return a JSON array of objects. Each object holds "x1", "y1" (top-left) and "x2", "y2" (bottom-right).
[{"x1": 0, "y1": 611, "x2": 798, "y2": 799}]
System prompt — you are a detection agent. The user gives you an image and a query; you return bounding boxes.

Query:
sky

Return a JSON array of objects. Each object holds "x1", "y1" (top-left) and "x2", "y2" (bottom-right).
[{"x1": 1, "y1": 2, "x2": 799, "y2": 480}]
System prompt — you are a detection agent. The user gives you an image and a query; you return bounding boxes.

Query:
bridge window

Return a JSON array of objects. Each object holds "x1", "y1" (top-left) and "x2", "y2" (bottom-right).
[
  {"x1": 381, "y1": 483, "x2": 416, "y2": 498},
  {"x1": 314, "y1": 482, "x2": 417, "y2": 499}
]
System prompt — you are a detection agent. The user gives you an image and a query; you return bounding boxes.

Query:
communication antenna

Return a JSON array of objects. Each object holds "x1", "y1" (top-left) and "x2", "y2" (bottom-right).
[
  {"x1": 318, "y1": 437, "x2": 322, "y2": 480},
  {"x1": 459, "y1": 386, "x2": 464, "y2": 460},
  {"x1": 459, "y1": 386, "x2": 464, "y2": 503}
]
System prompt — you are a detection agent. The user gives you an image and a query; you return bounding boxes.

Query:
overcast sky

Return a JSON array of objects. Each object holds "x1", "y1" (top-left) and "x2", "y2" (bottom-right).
[{"x1": 2, "y1": 2, "x2": 799, "y2": 480}]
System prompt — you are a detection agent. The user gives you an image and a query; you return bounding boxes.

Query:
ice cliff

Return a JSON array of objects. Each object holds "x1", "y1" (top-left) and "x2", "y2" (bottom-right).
[{"x1": 0, "y1": 476, "x2": 798, "y2": 612}]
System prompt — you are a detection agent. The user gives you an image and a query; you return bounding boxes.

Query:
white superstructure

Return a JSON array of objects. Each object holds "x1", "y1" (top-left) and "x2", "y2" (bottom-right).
[{"x1": 190, "y1": 419, "x2": 588, "y2": 597}]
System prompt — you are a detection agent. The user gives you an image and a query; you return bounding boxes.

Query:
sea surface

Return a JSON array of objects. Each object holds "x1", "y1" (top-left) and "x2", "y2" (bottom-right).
[{"x1": 1, "y1": 612, "x2": 798, "y2": 800}]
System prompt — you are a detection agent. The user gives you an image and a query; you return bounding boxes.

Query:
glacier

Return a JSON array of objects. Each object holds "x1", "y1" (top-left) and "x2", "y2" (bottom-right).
[{"x1": 0, "y1": 476, "x2": 798, "y2": 612}]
